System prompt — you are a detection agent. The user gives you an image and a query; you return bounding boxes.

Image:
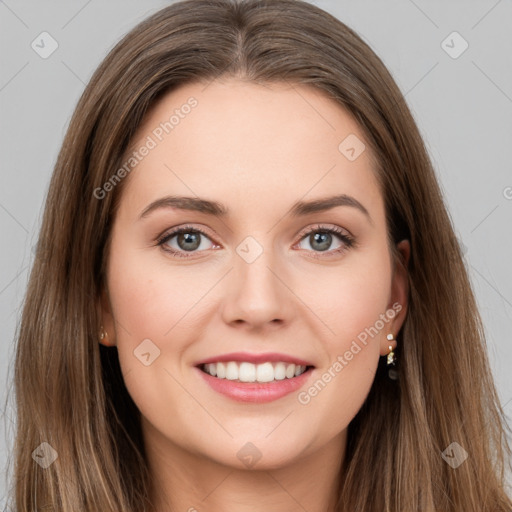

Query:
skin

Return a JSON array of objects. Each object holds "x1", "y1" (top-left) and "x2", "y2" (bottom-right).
[{"x1": 98, "y1": 77, "x2": 410, "y2": 512}]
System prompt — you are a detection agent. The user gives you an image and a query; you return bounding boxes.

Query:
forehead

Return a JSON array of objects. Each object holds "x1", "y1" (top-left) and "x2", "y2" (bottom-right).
[{"x1": 117, "y1": 78, "x2": 384, "y2": 225}]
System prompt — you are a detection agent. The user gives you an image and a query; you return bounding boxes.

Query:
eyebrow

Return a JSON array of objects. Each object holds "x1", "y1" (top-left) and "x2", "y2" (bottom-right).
[{"x1": 139, "y1": 194, "x2": 372, "y2": 223}]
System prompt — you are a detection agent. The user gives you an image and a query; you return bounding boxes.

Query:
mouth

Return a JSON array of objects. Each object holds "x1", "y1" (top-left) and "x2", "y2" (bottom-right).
[
  {"x1": 194, "y1": 352, "x2": 316, "y2": 402},
  {"x1": 198, "y1": 361, "x2": 314, "y2": 383}
]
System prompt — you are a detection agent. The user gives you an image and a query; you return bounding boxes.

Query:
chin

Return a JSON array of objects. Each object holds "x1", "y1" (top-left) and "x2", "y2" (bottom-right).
[{"x1": 197, "y1": 432, "x2": 313, "y2": 471}]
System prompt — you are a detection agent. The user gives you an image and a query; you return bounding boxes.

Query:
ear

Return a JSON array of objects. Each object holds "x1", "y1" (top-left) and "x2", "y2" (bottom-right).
[
  {"x1": 380, "y1": 239, "x2": 410, "y2": 356},
  {"x1": 96, "y1": 284, "x2": 117, "y2": 347}
]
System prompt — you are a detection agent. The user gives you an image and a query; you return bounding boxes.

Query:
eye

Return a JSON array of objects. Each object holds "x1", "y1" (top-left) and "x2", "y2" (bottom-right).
[
  {"x1": 156, "y1": 225, "x2": 217, "y2": 258},
  {"x1": 156, "y1": 223, "x2": 356, "y2": 259},
  {"x1": 294, "y1": 224, "x2": 355, "y2": 258}
]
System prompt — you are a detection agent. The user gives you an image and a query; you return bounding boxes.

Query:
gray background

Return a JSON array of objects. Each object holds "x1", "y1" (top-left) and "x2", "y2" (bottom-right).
[{"x1": 1, "y1": 0, "x2": 511, "y2": 505}]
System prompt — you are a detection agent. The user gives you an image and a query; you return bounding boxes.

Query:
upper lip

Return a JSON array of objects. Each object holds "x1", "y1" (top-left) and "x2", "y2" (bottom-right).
[{"x1": 195, "y1": 352, "x2": 315, "y2": 367}]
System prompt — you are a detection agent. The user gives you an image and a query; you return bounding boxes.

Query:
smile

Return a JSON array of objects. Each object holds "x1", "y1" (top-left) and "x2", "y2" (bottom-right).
[{"x1": 201, "y1": 361, "x2": 310, "y2": 383}]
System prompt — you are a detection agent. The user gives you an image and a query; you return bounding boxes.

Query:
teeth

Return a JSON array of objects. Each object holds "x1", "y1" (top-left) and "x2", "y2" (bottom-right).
[
  {"x1": 285, "y1": 364, "x2": 296, "y2": 379},
  {"x1": 226, "y1": 362, "x2": 238, "y2": 381},
  {"x1": 274, "y1": 362, "x2": 286, "y2": 380},
  {"x1": 202, "y1": 361, "x2": 308, "y2": 382},
  {"x1": 216, "y1": 362, "x2": 226, "y2": 379},
  {"x1": 256, "y1": 362, "x2": 274, "y2": 383},
  {"x1": 206, "y1": 363, "x2": 217, "y2": 376}
]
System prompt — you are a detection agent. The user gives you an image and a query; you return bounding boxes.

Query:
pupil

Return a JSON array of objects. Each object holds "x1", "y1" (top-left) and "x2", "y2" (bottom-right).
[
  {"x1": 178, "y1": 232, "x2": 200, "y2": 251},
  {"x1": 311, "y1": 232, "x2": 331, "y2": 251}
]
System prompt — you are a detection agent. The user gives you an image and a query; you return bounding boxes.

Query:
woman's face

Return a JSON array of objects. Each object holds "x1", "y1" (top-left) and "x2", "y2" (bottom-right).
[{"x1": 99, "y1": 78, "x2": 409, "y2": 470}]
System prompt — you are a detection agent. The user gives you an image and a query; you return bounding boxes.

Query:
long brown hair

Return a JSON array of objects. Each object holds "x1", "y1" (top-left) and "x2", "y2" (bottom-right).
[{"x1": 7, "y1": 0, "x2": 511, "y2": 510}]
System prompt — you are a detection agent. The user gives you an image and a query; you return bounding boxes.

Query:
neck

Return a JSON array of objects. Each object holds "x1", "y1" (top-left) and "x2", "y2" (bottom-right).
[{"x1": 143, "y1": 423, "x2": 346, "y2": 512}]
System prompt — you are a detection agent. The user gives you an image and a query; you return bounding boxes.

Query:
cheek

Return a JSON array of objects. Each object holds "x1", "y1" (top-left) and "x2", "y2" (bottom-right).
[
  {"x1": 105, "y1": 237, "x2": 222, "y2": 397},
  {"x1": 296, "y1": 247, "x2": 392, "y2": 422},
  {"x1": 107, "y1": 241, "x2": 208, "y2": 340},
  {"x1": 307, "y1": 246, "x2": 392, "y2": 350},
  {"x1": 105, "y1": 245, "x2": 204, "y2": 430}
]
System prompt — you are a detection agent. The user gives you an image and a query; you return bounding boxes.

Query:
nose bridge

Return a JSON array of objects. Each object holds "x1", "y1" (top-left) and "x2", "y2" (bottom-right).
[
  {"x1": 235, "y1": 233, "x2": 281, "y2": 299},
  {"x1": 221, "y1": 233, "x2": 293, "y2": 326}
]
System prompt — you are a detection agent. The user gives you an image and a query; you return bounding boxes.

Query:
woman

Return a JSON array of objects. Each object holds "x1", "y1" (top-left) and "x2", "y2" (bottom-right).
[{"x1": 8, "y1": 0, "x2": 511, "y2": 510}]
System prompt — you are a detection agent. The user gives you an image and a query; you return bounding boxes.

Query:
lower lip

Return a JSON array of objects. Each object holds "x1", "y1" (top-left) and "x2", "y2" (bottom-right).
[{"x1": 195, "y1": 366, "x2": 314, "y2": 403}]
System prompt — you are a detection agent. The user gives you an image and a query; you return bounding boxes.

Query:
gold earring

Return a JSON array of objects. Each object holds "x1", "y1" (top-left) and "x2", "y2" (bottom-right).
[
  {"x1": 386, "y1": 333, "x2": 396, "y2": 366},
  {"x1": 386, "y1": 333, "x2": 398, "y2": 380}
]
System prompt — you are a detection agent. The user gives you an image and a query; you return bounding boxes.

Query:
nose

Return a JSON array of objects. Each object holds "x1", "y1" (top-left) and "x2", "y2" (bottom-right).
[{"x1": 220, "y1": 241, "x2": 296, "y2": 331}]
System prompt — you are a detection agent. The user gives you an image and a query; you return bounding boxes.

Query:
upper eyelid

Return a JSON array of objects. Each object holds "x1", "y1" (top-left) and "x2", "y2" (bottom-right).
[{"x1": 296, "y1": 223, "x2": 351, "y2": 239}]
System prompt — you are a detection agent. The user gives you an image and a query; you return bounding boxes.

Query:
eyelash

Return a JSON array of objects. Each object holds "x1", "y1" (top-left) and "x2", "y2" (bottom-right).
[{"x1": 156, "y1": 224, "x2": 356, "y2": 259}]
